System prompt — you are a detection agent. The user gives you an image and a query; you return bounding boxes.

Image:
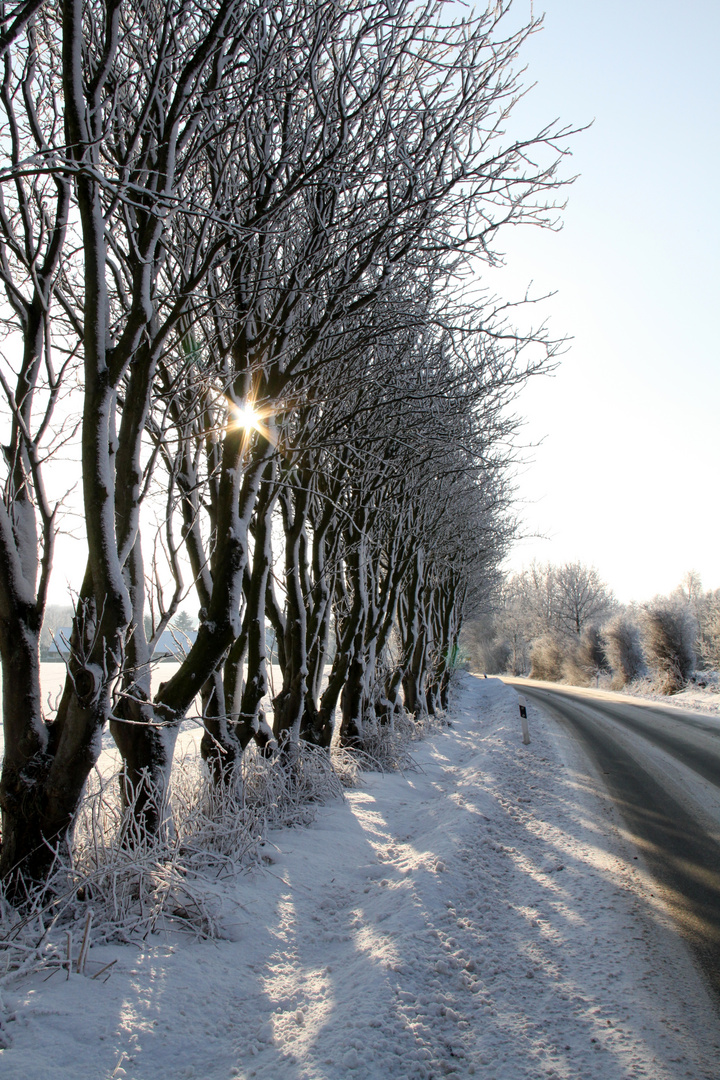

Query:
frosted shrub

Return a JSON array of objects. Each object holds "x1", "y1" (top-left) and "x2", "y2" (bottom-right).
[
  {"x1": 529, "y1": 635, "x2": 565, "y2": 682},
  {"x1": 641, "y1": 599, "x2": 697, "y2": 693},
  {"x1": 579, "y1": 625, "x2": 609, "y2": 674},
  {"x1": 602, "y1": 614, "x2": 646, "y2": 688},
  {"x1": 561, "y1": 648, "x2": 591, "y2": 687},
  {"x1": 465, "y1": 635, "x2": 511, "y2": 675},
  {"x1": 558, "y1": 626, "x2": 608, "y2": 687},
  {"x1": 0, "y1": 742, "x2": 352, "y2": 982},
  {"x1": 351, "y1": 706, "x2": 443, "y2": 773}
]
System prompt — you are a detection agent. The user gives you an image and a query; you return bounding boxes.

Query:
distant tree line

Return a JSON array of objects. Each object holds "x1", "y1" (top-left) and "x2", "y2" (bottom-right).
[
  {"x1": 463, "y1": 564, "x2": 719, "y2": 694},
  {"x1": 0, "y1": 0, "x2": 570, "y2": 896}
]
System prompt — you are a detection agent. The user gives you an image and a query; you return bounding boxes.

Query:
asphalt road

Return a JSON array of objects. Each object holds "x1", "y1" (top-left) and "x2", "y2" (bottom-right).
[{"x1": 502, "y1": 679, "x2": 720, "y2": 1001}]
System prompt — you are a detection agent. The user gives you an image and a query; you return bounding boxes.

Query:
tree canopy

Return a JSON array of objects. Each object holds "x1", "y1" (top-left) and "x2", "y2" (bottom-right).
[{"x1": 0, "y1": 0, "x2": 571, "y2": 894}]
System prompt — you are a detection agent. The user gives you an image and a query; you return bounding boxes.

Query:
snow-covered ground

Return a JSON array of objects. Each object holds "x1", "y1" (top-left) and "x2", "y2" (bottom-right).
[
  {"x1": 509, "y1": 671, "x2": 720, "y2": 718},
  {"x1": 2, "y1": 674, "x2": 720, "y2": 1080},
  {"x1": 622, "y1": 677, "x2": 720, "y2": 717}
]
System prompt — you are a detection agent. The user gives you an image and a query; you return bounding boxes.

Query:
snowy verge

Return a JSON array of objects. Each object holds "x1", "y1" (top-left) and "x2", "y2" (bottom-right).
[
  {"x1": 502, "y1": 672, "x2": 720, "y2": 722},
  {"x1": 1, "y1": 675, "x2": 719, "y2": 1080},
  {"x1": 619, "y1": 675, "x2": 720, "y2": 716}
]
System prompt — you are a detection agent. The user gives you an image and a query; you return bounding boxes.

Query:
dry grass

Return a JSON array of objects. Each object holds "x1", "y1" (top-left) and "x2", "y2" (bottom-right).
[
  {"x1": 353, "y1": 704, "x2": 449, "y2": 774},
  {"x1": 0, "y1": 741, "x2": 352, "y2": 987},
  {"x1": 0, "y1": 706, "x2": 435, "y2": 990}
]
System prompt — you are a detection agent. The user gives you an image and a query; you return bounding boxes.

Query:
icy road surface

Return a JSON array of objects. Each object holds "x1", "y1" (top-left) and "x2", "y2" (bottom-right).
[
  {"x1": 505, "y1": 678, "x2": 720, "y2": 1000},
  {"x1": 2, "y1": 675, "x2": 719, "y2": 1079}
]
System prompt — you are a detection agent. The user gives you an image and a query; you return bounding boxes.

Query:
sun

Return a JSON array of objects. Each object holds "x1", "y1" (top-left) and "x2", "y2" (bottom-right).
[
  {"x1": 230, "y1": 399, "x2": 261, "y2": 431},
  {"x1": 226, "y1": 396, "x2": 276, "y2": 445}
]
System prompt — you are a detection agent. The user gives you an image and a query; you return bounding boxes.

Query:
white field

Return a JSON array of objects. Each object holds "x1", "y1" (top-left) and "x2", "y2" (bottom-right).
[{"x1": 0, "y1": 661, "x2": 293, "y2": 763}]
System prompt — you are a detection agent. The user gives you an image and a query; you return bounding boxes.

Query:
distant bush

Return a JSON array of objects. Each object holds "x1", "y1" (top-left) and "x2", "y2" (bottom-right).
[
  {"x1": 556, "y1": 626, "x2": 607, "y2": 687},
  {"x1": 641, "y1": 598, "x2": 697, "y2": 693},
  {"x1": 484, "y1": 639, "x2": 513, "y2": 674},
  {"x1": 530, "y1": 634, "x2": 565, "y2": 682},
  {"x1": 580, "y1": 624, "x2": 610, "y2": 674},
  {"x1": 561, "y1": 649, "x2": 591, "y2": 687},
  {"x1": 459, "y1": 616, "x2": 512, "y2": 675},
  {"x1": 602, "y1": 613, "x2": 646, "y2": 688},
  {"x1": 683, "y1": 580, "x2": 720, "y2": 671}
]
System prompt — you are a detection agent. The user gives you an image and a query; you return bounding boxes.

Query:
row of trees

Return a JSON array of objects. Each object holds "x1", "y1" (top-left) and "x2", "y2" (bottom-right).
[
  {"x1": 0, "y1": 0, "x2": 569, "y2": 894},
  {"x1": 464, "y1": 561, "x2": 615, "y2": 676},
  {"x1": 464, "y1": 563, "x2": 719, "y2": 693}
]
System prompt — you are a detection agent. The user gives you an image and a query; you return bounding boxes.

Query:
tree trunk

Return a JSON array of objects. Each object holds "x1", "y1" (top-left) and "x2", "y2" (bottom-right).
[
  {"x1": 0, "y1": 614, "x2": 50, "y2": 889},
  {"x1": 235, "y1": 473, "x2": 276, "y2": 754},
  {"x1": 399, "y1": 548, "x2": 426, "y2": 717},
  {"x1": 273, "y1": 485, "x2": 310, "y2": 754},
  {"x1": 200, "y1": 669, "x2": 244, "y2": 781},
  {"x1": 336, "y1": 509, "x2": 369, "y2": 748}
]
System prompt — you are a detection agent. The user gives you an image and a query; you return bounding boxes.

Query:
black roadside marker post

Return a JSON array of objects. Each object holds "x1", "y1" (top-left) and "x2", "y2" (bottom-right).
[{"x1": 518, "y1": 695, "x2": 530, "y2": 744}]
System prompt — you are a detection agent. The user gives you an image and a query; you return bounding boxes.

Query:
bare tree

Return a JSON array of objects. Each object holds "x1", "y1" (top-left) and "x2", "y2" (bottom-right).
[
  {"x1": 496, "y1": 580, "x2": 532, "y2": 675},
  {"x1": 145, "y1": 0, "x2": 571, "y2": 757},
  {"x1": 552, "y1": 562, "x2": 615, "y2": 637},
  {"x1": 0, "y1": 9, "x2": 73, "y2": 887},
  {"x1": 0, "y1": 0, "x2": 575, "y2": 895},
  {"x1": 0, "y1": 0, "x2": 278, "y2": 886}
]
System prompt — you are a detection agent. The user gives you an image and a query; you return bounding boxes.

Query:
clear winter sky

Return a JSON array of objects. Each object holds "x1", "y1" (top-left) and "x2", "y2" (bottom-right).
[{"x1": 490, "y1": 0, "x2": 720, "y2": 603}]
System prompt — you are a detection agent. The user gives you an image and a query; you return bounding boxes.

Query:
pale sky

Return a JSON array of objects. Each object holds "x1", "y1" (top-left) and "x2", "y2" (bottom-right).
[{"x1": 490, "y1": 0, "x2": 720, "y2": 603}]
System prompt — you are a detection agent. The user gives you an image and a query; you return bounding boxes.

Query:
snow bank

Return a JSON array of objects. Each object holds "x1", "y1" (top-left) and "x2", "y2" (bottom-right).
[
  {"x1": 623, "y1": 677, "x2": 720, "y2": 717},
  {"x1": 509, "y1": 670, "x2": 720, "y2": 719},
  {"x1": 1, "y1": 675, "x2": 718, "y2": 1079}
]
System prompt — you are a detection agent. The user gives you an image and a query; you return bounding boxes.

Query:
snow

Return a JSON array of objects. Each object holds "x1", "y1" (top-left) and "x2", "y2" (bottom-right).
[
  {"x1": 513, "y1": 672, "x2": 720, "y2": 719},
  {"x1": 624, "y1": 678, "x2": 720, "y2": 717},
  {"x1": 507, "y1": 673, "x2": 720, "y2": 728},
  {"x1": 2, "y1": 674, "x2": 720, "y2": 1079}
]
